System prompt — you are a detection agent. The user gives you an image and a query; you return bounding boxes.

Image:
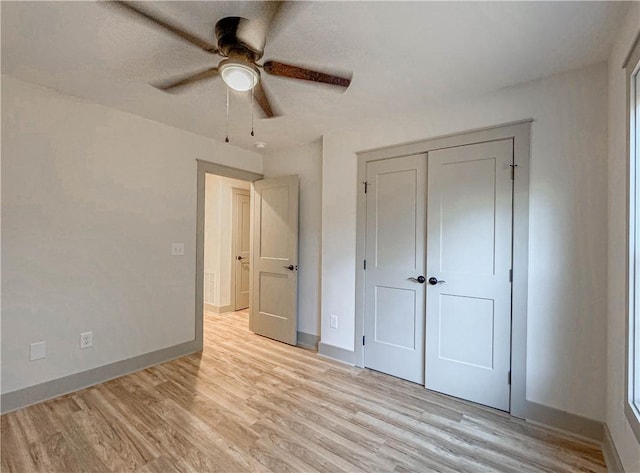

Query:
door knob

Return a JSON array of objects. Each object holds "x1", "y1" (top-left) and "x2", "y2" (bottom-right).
[
  {"x1": 408, "y1": 275, "x2": 426, "y2": 284},
  {"x1": 237, "y1": 256, "x2": 244, "y2": 260},
  {"x1": 283, "y1": 265, "x2": 296, "y2": 271},
  {"x1": 428, "y1": 277, "x2": 446, "y2": 285}
]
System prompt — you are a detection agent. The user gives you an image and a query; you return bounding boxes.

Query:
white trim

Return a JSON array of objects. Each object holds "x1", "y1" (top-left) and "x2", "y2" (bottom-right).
[
  {"x1": 204, "y1": 303, "x2": 234, "y2": 314},
  {"x1": 357, "y1": 119, "x2": 533, "y2": 158},
  {"x1": 625, "y1": 39, "x2": 640, "y2": 443}
]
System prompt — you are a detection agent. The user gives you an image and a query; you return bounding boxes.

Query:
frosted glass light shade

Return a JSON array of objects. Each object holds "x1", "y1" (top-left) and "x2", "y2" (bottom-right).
[{"x1": 220, "y1": 62, "x2": 259, "y2": 92}]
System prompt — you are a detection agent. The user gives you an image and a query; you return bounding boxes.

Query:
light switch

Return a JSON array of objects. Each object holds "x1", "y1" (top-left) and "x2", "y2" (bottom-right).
[
  {"x1": 30, "y1": 341, "x2": 46, "y2": 361},
  {"x1": 171, "y1": 243, "x2": 185, "y2": 256}
]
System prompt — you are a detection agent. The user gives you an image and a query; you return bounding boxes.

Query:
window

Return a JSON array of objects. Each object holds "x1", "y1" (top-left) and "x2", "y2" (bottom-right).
[{"x1": 628, "y1": 36, "x2": 640, "y2": 440}]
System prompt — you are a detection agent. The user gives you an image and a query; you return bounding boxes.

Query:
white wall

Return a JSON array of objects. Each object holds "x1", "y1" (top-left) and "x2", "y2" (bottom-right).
[
  {"x1": 204, "y1": 174, "x2": 221, "y2": 306},
  {"x1": 263, "y1": 140, "x2": 322, "y2": 336},
  {"x1": 320, "y1": 62, "x2": 609, "y2": 423},
  {"x1": 1, "y1": 75, "x2": 262, "y2": 394},
  {"x1": 607, "y1": 3, "x2": 640, "y2": 471},
  {"x1": 204, "y1": 174, "x2": 250, "y2": 309},
  {"x1": 321, "y1": 131, "x2": 360, "y2": 348}
]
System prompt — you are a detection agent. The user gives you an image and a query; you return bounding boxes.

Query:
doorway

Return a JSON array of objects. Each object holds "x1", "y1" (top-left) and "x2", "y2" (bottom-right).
[
  {"x1": 203, "y1": 174, "x2": 252, "y2": 315},
  {"x1": 195, "y1": 160, "x2": 301, "y2": 350},
  {"x1": 194, "y1": 160, "x2": 262, "y2": 349},
  {"x1": 354, "y1": 121, "x2": 531, "y2": 417}
]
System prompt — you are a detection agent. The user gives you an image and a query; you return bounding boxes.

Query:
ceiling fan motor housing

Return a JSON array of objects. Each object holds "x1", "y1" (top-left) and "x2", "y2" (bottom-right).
[{"x1": 215, "y1": 16, "x2": 263, "y2": 61}]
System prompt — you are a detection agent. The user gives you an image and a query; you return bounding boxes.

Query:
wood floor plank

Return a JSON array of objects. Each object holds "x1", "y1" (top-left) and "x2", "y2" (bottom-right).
[
  {"x1": 1, "y1": 310, "x2": 609, "y2": 473},
  {"x1": 1, "y1": 414, "x2": 40, "y2": 473},
  {"x1": 73, "y1": 388, "x2": 159, "y2": 470}
]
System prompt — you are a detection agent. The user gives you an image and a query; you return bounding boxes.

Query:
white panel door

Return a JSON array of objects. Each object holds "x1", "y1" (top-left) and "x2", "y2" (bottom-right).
[
  {"x1": 426, "y1": 140, "x2": 513, "y2": 411},
  {"x1": 364, "y1": 154, "x2": 427, "y2": 384},
  {"x1": 250, "y1": 175, "x2": 299, "y2": 346},
  {"x1": 233, "y1": 189, "x2": 251, "y2": 311}
]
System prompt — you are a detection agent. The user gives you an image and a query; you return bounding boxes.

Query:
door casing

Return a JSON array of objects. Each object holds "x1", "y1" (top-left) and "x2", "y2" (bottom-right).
[{"x1": 354, "y1": 120, "x2": 531, "y2": 418}]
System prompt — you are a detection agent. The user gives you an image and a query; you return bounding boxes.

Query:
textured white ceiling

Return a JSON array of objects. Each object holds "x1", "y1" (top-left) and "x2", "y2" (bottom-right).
[{"x1": 1, "y1": 1, "x2": 628, "y2": 152}]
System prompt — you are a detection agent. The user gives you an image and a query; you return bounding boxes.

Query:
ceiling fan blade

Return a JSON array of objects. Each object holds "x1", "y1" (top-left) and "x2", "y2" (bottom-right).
[
  {"x1": 254, "y1": 81, "x2": 279, "y2": 118},
  {"x1": 262, "y1": 61, "x2": 351, "y2": 88},
  {"x1": 154, "y1": 67, "x2": 219, "y2": 92},
  {"x1": 261, "y1": 1, "x2": 288, "y2": 43},
  {"x1": 109, "y1": 1, "x2": 219, "y2": 54}
]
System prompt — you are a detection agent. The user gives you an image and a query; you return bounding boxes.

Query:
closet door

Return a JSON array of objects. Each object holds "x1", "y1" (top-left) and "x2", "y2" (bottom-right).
[
  {"x1": 425, "y1": 140, "x2": 513, "y2": 411},
  {"x1": 363, "y1": 154, "x2": 427, "y2": 384}
]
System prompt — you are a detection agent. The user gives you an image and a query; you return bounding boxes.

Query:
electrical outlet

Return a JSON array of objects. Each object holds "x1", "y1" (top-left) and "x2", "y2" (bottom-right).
[
  {"x1": 30, "y1": 341, "x2": 46, "y2": 361},
  {"x1": 80, "y1": 331, "x2": 93, "y2": 349},
  {"x1": 171, "y1": 243, "x2": 185, "y2": 256},
  {"x1": 330, "y1": 315, "x2": 339, "y2": 329}
]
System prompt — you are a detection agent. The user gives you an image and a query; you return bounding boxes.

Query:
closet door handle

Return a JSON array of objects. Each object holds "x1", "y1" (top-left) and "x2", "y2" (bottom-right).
[{"x1": 408, "y1": 276, "x2": 426, "y2": 284}]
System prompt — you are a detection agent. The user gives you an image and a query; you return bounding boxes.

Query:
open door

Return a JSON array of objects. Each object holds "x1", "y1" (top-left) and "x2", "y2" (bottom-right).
[{"x1": 250, "y1": 175, "x2": 299, "y2": 345}]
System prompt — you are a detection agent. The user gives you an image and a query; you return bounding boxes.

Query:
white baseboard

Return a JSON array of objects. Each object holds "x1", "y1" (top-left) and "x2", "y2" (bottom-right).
[{"x1": 204, "y1": 303, "x2": 234, "y2": 314}]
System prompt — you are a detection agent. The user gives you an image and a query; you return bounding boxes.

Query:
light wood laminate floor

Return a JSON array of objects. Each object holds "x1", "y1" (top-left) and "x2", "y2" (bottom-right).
[{"x1": 2, "y1": 310, "x2": 607, "y2": 472}]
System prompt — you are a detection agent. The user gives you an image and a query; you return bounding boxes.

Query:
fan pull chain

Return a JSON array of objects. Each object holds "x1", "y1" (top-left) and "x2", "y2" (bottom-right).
[
  {"x1": 225, "y1": 86, "x2": 230, "y2": 143},
  {"x1": 250, "y1": 86, "x2": 255, "y2": 137}
]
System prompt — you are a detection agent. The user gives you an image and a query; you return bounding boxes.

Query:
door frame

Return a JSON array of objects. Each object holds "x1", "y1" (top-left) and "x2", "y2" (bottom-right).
[
  {"x1": 195, "y1": 159, "x2": 262, "y2": 351},
  {"x1": 231, "y1": 187, "x2": 251, "y2": 311},
  {"x1": 354, "y1": 120, "x2": 531, "y2": 418}
]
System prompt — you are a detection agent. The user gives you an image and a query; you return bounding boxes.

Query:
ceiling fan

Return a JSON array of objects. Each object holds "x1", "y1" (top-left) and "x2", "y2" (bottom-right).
[{"x1": 111, "y1": 1, "x2": 352, "y2": 118}]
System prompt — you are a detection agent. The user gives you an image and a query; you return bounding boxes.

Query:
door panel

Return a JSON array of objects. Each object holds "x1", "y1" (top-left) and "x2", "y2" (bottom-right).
[
  {"x1": 439, "y1": 158, "x2": 496, "y2": 274},
  {"x1": 375, "y1": 286, "x2": 416, "y2": 349},
  {"x1": 250, "y1": 175, "x2": 299, "y2": 345},
  {"x1": 438, "y1": 294, "x2": 494, "y2": 368},
  {"x1": 364, "y1": 154, "x2": 426, "y2": 384},
  {"x1": 375, "y1": 169, "x2": 419, "y2": 268},
  {"x1": 234, "y1": 190, "x2": 251, "y2": 310},
  {"x1": 426, "y1": 139, "x2": 513, "y2": 411},
  {"x1": 259, "y1": 186, "x2": 290, "y2": 258}
]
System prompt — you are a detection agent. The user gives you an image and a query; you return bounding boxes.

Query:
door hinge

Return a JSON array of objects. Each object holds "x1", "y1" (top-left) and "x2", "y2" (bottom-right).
[
  {"x1": 364, "y1": 259, "x2": 367, "y2": 270},
  {"x1": 362, "y1": 181, "x2": 369, "y2": 193},
  {"x1": 509, "y1": 269, "x2": 513, "y2": 282},
  {"x1": 509, "y1": 163, "x2": 518, "y2": 180},
  {"x1": 508, "y1": 371, "x2": 512, "y2": 385},
  {"x1": 363, "y1": 335, "x2": 366, "y2": 346}
]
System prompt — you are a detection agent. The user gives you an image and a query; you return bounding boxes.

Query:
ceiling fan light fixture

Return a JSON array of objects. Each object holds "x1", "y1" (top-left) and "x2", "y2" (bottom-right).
[{"x1": 219, "y1": 59, "x2": 259, "y2": 92}]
